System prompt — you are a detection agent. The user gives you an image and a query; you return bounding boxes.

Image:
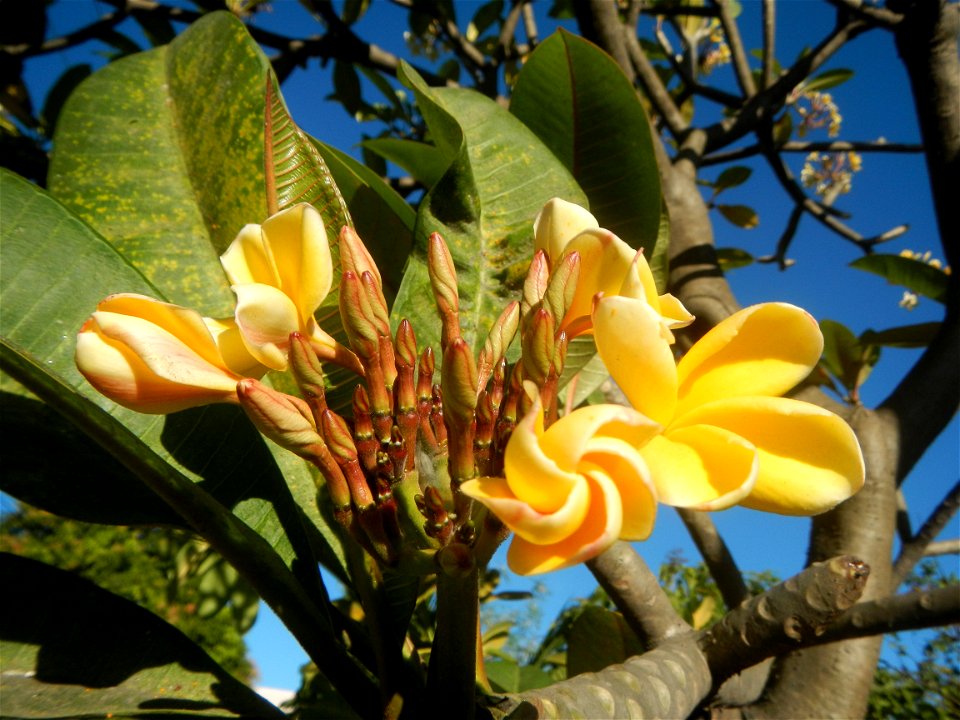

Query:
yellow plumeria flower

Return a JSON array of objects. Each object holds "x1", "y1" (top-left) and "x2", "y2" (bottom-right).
[
  {"x1": 76, "y1": 293, "x2": 266, "y2": 414},
  {"x1": 460, "y1": 384, "x2": 660, "y2": 575},
  {"x1": 533, "y1": 198, "x2": 693, "y2": 339},
  {"x1": 221, "y1": 203, "x2": 338, "y2": 371},
  {"x1": 593, "y1": 300, "x2": 865, "y2": 515}
]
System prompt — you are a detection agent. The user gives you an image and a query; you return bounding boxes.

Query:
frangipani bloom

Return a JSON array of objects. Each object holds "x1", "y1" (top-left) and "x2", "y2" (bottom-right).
[
  {"x1": 76, "y1": 293, "x2": 266, "y2": 414},
  {"x1": 533, "y1": 198, "x2": 692, "y2": 339},
  {"x1": 593, "y1": 300, "x2": 865, "y2": 515},
  {"x1": 461, "y1": 385, "x2": 660, "y2": 575},
  {"x1": 221, "y1": 203, "x2": 337, "y2": 370}
]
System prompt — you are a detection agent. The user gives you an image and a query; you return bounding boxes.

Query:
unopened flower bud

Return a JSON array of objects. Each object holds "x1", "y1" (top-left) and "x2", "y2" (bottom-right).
[
  {"x1": 339, "y1": 226, "x2": 382, "y2": 289},
  {"x1": 320, "y1": 408, "x2": 359, "y2": 464},
  {"x1": 521, "y1": 250, "x2": 550, "y2": 321},
  {"x1": 237, "y1": 378, "x2": 322, "y2": 457},
  {"x1": 477, "y1": 301, "x2": 520, "y2": 391},
  {"x1": 521, "y1": 308, "x2": 555, "y2": 385},
  {"x1": 427, "y1": 232, "x2": 461, "y2": 348},
  {"x1": 339, "y1": 270, "x2": 380, "y2": 359},
  {"x1": 289, "y1": 332, "x2": 327, "y2": 401},
  {"x1": 361, "y1": 271, "x2": 390, "y2": 337},
  {"x1": 544, "y1": 251, "x2": 580, "y2": 324},
  {"x1": 441, "y1": 337, "x2": 479, "y2": 426}
]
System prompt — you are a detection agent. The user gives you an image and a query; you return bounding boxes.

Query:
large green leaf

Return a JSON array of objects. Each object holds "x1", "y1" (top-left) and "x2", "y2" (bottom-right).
[
  {"x1": 0, "y1": 553, "x2": 285, "y2": 719},
  {"x1": 510, "y1": 29, "x2": 662, "y2": 256},
  {"x1": 0, "y1": 170, "x2": 347, "y2": 582},
  {"x1": 47, "y1": 12, "x2": 271, "y2": 317},
  {"x1": 850, "y1": 254, "x2": 949, "y2": 304},
  {"x1": 392, "y1": 63, "x2": 586, "y2": 354}
]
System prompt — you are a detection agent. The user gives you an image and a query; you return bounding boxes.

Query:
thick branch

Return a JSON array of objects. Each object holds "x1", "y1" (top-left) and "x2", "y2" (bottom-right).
[
  {"x1": 826, "y1": 0, "x2": 905, "y2": 27},
  {"x1": 894, "y1": 479, "x2": 960, "y2": 584},
  {"x1": 761, "y1": 0, "x2": 775, "y2": 89},
  {"x1": 815, "y1": 584, "x2": 960, "y2": 644},
  {"x1": 427, "y1": 559, "x2": 479, "y2": 720},
  {"x1": 586, "y1": 541, "x2": 690, "y2": 648},
  {"x1": 677, "y1": 508, "x2": 749, "y2": 609},
  {"x1": 713, "y1": 0, "x2": 756, "y2": 97},
  {"x1": 699, "y1": 556, "x2": 869, "y2": 686}
]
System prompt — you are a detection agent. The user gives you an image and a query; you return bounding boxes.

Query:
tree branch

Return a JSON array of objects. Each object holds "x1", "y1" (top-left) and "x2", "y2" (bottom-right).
[
  {"x1": 761, "y1": 0, "x2": 776, "y2": 89},
  {"x1": 826, "y1": 0, "x2": 905, "y2": 28},
  {"x1": 586, "y1": 541, "x2": 690, "y2": 649},
  {"x1": 699, "y1": 556, "x2": 870, "y2": 686},
  {"x1": 894, "y1": 479, "x2": 960, "y2": 584},
  {"x1": 677, "y1": 508, "x2": 749, "y2": 609},
  {"x1": 814, "y1": 584, "x2": 960, "y2": 644},
  {"x1": 701, "y1": 139, "x2": 923, "y2": 165},
  {"x1": 712, "y1": 0, "x2": 756, "y2": 98}
]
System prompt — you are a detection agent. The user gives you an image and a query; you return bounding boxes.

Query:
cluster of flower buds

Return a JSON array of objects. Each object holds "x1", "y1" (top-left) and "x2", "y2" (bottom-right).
[{"x1": 235, "y1": 219, "x2": 586, "y2": 572}]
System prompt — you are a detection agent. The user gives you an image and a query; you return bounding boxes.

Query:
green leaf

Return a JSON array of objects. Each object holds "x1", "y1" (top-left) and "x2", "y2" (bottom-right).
[
  {"x1": 566, "y1": 606, "x2": 644, "y2": 677},
  {"x1": 48, "y1": 11, "x2": 271, "y2": 316},
  {"x1": 392, "y1": 62, "x2": 586, "y2": 354},
  {"x1": 0, "y1": 553, "x2": 285, "y2": 719},
  {"x1": 714, "y1": 165, "x2": 752, "y2": 192},
  {"x1": 850, "y1": 254, "x2": 949, "y2": 304},
  {"x1": 485, "y1": 659, "x2": 555, "y2": 693},
  {"x1": 801, "y1": 68, "x2": 854, "y2": 93},
  {"x1": 0, "y1": 390, "x2": 181, "y2": 527},
  {"x1": 342, "y1": 0, "x2": 371, "y2": 25},
  {"x1": 510, "y1": 29, "x2": 662, "y2": 257},
  {"x1": 819, "y1": 319, "x2": 880, "y2": 396},
  {"x1": 716, "y1": 246, "x2": 755, "y2": 271},
  {"x1": 0, "y1": 170, "x2": 348, "y2": 582},
  {"x1": 860, "y1": 322, "x2": 941, "y2": 348},
  {"x1": 39, "y1": 64, "x2": 91, "y2": 136},
  {"x1": 362, "y1": 137, "x2": 449, "y2": 189},
  {"x1": 332, "y1": 60, "x2": 364, "y2": 115},
  {"x1": 716, "y1": 204, "x2": 759, "y2": 229}
]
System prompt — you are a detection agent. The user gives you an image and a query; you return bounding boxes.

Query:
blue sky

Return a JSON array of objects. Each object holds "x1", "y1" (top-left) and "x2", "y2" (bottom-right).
[{"x1": 18, "y1": 0, "x2": 959, "y2": 692}]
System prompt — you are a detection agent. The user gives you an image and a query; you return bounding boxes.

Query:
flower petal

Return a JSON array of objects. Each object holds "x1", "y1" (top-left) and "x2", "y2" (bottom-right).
[
  {"x1": 503, "y1": 395, "x2": 583, "y2": 513},
  {"x1": 562, "y1": 229, "x2": 635, "y2": 328},
  {"x1": 220, "y1": 223, "x2": 279, "y2": 287},
  {"x1": 505, "y1": 472, "x2": 623, "y2": 575},
  {"x1": 78, "y1": 314, "x2": 239, "y2": 413},
  {"x1": 640, "y1": 425, "x2": 758, "y2": 510},
  {"x1": 233, "y1": 283, "x2": 302, "y2": 370},
  {"x1": 203, "y1": 317, "x2": 269, "y2": 378},
  {"x1": 676, "y1": 396, "x2": 865, "y2": 515},
  {"x1": 261, "y1": 203, "x2": 332, "y2": 323},
  {"x1": 538, "y1": 403, "x2": 661, "y2": 473},
  {"x1": 676, "y1": 303, "x2": 823, "y2": 416},
  {"x1": 460, "y1": 475, "x2": 590, "y2": 546},
  {"x1": 593, "y1": 295, "x2": 679, "y2": 425},
  {"x1": 533, "y1": 198, "x2": 599, "y2": 262},
  {"x1": 580, "y1": 436, "x2": 657, "y2": 540}
]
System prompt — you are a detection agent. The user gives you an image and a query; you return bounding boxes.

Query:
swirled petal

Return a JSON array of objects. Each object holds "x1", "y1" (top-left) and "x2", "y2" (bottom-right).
[
  {"x1": 676, "y1": 396, "x2": 865, "y2": 515},
  {"x1": 503, "y1": 395, "x2": 582, "y2": 513},
  {"x1": 640, "y1": 425, "x2": 758, "y2": 510},
  {"x1": 506, "y1": 472, "x2": 623, "y2": 575},
  {"x1": 261, "y1": 203, "x2": 332, "y2": 323},
  {"x1": 676, "y1": 303, "x2": 823, "y2": 416},
  {"x1": 580, "y1": 435, "x2": 657, "y2": 540},
  {"x1": 538, "y1": 403, "x2": 660, "y2": 473},
  {"x1": 533, "y1": 198, "x2": 599, "y2": 262},
  {"x1": 562, "y1": 229, "x2": 635, "y2": 328},
  {"x1": 460, "y1": 475, "x2": 590, "y2": 546},
  {"x1": 593, "y1": 294, "x2": 679, "y2": 425},
  {"x1": 220, "y1": 223, "x2": 279, "y2": 287},
  {"x1": 232, "y1": 283, "x2": 301, "y2": 370}
]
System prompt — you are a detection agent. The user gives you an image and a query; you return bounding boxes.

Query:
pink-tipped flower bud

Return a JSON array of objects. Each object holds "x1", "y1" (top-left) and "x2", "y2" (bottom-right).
[
  {"x1": 339, "y1": 226, "x2": 382, "y2": 289},
  {"x1": 339, "y1": 270, "x2": 380, "y2": 360},
  {"x1": 521, "y1": 250, "x2": 550, "y2": 322},
  {"x1": 544, "y1": 251, "x2": 580, "y2": 325},
  {"x1": 521, "y1": 307, "x2": 555, "y2": 385},
  {"x1": 237, "y1": 379, "x2": 322, "y2": 457},
  {"x1": 289, "y1": 332, "x2": 327, "y2": 400},
  {"x1": 477, "y1": 301, "x2": 520, "y2": 391}
]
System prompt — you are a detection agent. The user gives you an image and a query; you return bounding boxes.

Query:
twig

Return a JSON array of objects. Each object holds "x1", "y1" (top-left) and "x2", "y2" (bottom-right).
[
  {"x1": 676, "y1": 508, "x2": 750, "y2": 609},
  {"x1": 624, "y1": 28, "x2": 689, "y2": 136},
  {"x1": 925, "y1": 538, "x2": 960, "y2": 556},
  {"x1": 497, "y1": 1, "x2": 525, "y2": 60},
  {"x1": 761, "y1": 0, "x2": 776, "y2": 89},
  {"x1": 586, "y1": 541, "x2": 691, "y2": 649},
  {"x1": 894, "y1": 479, "x2": 960, "y2": 584},
  {"x1": 895, "y1": 489, "x2": 913, "y2": 544},
  {"x1": 825, "y1": 0, "x2": 905, "y2": 28},
  {"x1": 655, "y1": 21, "x2": 741, "y2": 108},
  {"x1": 702, "y1": 140, "x2": 923, "y2": 165},
  {"x1": 521, "y1": 1, "x2": 539, "y2": 48},
  {"x1": 758, "y1": 204, "x2": 803, "y2": 269},
  {"x1": 712, "y1": 0, "x2": 756, "y2": 98}
]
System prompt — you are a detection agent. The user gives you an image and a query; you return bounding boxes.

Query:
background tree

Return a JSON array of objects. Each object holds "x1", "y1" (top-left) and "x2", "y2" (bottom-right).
[{"x1": 0, "y1": 1, "x2": 956, "y2": 718}]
